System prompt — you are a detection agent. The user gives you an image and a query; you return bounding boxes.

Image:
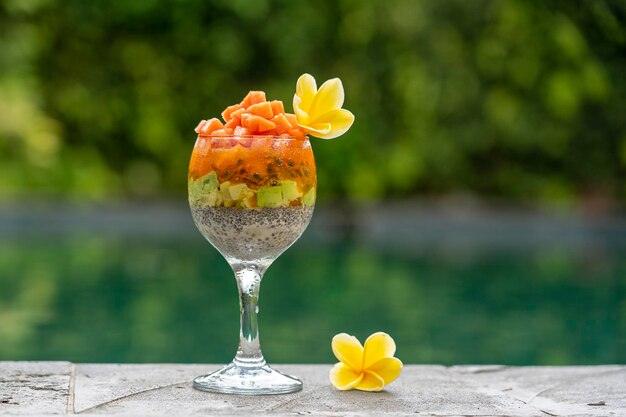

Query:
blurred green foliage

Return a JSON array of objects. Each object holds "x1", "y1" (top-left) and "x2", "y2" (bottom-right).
[
  {"x1": 1, "y1": 235, "x2": 624, "y2": 364},
  {"x1": 1, "y1": 0, "x2": 625, "y2": 204}
]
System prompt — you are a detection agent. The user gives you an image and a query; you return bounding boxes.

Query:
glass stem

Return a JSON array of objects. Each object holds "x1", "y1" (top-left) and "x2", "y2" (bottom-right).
[{"x1": 232, "y1": 263, "x2": 266, "y2": 368}]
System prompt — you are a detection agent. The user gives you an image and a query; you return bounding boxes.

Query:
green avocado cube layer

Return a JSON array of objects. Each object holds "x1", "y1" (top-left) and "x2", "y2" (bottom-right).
[
  {"x1": 219, "y1": 181, "x2": 232, "y2": 201},
  {"x1": 229, "y1": 183, "x2": 249, "y2": 201},
  {"x1": 281, "y1": 180, "x2": 302, "y2": 203},
  {"x1": 302, "y1": 187, "x2": 316, "y2": 206},
  {"x1": 188, "y1": 179, "x2": 203, "y2": 205},
  {"x1": 240, "y1": 196, "x2": 255, "y2": 208},
  {"x1": 201, "y1": 171, "x2": 219, "y2": 192},
  {"x1": 257, "y1": 185, "x2": 284, "y2": 208},
  {"x1": 191, "y1": 173, "x2": 313, "y2": 209},
  {"x1": 200, "y1": 189, "x2": 221, "y2": 207},
  {"x1": 189, "y1": 171, "x2": 221, "y2": 207}
]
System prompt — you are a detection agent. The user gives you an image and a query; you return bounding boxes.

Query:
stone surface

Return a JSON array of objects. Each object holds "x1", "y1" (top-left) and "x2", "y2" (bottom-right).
[
  {"x1": 72, "y1": 364, "x2": 208, "y2": 414},
  {"x1": 1, "y1": 362, "x2": 625, "y2": 416},
  {"x1": 0, "y1": 362, "x2": 72, "y2": 415}
]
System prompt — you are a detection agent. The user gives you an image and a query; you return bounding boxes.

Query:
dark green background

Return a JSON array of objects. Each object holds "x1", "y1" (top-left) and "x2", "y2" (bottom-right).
[{"x1": 1, "y1": 0, "x2": 626, "y2": 205}]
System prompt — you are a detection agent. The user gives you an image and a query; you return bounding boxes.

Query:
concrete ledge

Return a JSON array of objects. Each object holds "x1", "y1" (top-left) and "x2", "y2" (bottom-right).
[{"x1": 0, "y1": 362, "x2": 624, "y2": 416}]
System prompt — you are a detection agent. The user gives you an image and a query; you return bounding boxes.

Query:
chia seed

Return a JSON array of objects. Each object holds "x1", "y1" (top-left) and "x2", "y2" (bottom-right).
[{"x1": 190, "y1": 206, "x2": 314, "y2": 262}]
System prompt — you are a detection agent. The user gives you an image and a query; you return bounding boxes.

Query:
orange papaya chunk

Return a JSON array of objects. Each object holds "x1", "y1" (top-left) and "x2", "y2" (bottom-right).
[
  {"x1": 230, "y1": 108, "x2": 246, "y2": 121},
  {"x1": 194, "y1": 120, "x2": 207, "y2": 134},
  {"x1": 284, "y1": 113, "x2": 299, "y2": 128},
  {"x1": 271, "y1": 113, "x2": 292, "y2": 134},
  {"x1": 241, "y1": 91, "x2": 266, "y2": 108},
  {"x1": 211, "y1": 128, "x2": 228, "y2": 136},
  {"x1": 288, "y1": 128, "x2": 306, "y2": 140},
  {"x1": 198, "y1": 118, "x2": 224, "y2": 135},
  {"x1": 240, "y1": 113, "x2": 251, "y2": 126},
  {"x1": 233, "y1": 126, "x2": 250, "y2": 136},
  {"x1": 270, "y1": 100, "x2": 285, "y2": 115},
  {"x1": 221, "y1": 104, "x2": 243, "y2": 121},
  {"x1": 247, "y1": 101, "x2": 274, "y2": 119},
  {"x1": 242, "y1": 114, "x2": 277, "y2": 133},
  {"x1": 224, "y1": 117, "x2": 239, "y2": 129}
]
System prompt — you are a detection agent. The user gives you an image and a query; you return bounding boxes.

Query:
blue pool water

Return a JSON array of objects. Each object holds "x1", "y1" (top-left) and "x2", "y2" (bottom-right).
[{"x1": 0, "y1": 202, "x2": 624, "y2": 365}]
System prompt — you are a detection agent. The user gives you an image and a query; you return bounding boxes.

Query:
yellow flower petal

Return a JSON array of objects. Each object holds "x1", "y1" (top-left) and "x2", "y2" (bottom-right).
[
  {"x1": 309, "y1": 108, "x2": 354, "y2": 125},
  {"x1": 354, "y1": 370, "x2": 385, "y2": 392},
  {"x1": 367, "y1": 357, "x2": 403, "y2": 385},
  {"x1": 331, "y1": 333, "x2": 364, "y2": 371},
  {"x1": 308, "y1": 78, "x2": 344, "y2": 117},
  {"x1": 329, "y1": 362, "x2": 363, "y2": 390},
  {"x1": 293, "y1": 95, "x2": 310, "y2": 123},
  {"x1": 301, "y1": 122, "x2": 331, "y2": 136},
  {"x1": 363, "y1": 332, "x2": 396, "y2": 369},
  {"x1": 293, "y1": 73, "x2": 354, "y2": 140},
  {"x1": 304, "y1": 109, "x2": 355, "y2": 140},
  {"x1": 295, "y1": 73, "x2": 317, "y2": 110}
]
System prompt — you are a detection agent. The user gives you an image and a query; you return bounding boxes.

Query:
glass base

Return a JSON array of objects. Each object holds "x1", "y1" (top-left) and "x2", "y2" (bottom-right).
[{"x1": 193, "y1": 362, "x2": 302, "y2": 395}]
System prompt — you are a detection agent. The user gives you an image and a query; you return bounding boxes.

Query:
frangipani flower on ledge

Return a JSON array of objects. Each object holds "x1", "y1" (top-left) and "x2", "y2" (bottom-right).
[
  {"x1": 293, "y1": 73, "x2": 355, "y2": 139},
  {"x1": 329, "y1": 332, "x2": 403, "y2": 392}
]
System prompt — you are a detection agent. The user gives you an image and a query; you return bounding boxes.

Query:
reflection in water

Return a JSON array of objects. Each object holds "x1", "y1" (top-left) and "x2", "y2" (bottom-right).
[{"x1": 0, "y1": 234, "x2": 624, "y2": 364}]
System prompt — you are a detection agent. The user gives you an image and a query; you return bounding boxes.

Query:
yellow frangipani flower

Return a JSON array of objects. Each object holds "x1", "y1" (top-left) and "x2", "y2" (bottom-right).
[
  {"x1": 293, "y1": 73, "x2": 355, "y2": 139},
  {"x1": 329, "y1": 332, "x2": 403, "y2": 392}
]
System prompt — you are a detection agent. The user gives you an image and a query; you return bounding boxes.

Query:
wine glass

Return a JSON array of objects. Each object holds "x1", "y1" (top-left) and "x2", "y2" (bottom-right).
[{"x1": 188, "y1": 135, "x2": 316, "y2": 395}]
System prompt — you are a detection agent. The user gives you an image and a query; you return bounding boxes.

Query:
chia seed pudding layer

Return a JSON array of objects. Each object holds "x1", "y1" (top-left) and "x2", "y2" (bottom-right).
[{"x1": 191, "y1": 206, "x2": 314, "y2": 261}]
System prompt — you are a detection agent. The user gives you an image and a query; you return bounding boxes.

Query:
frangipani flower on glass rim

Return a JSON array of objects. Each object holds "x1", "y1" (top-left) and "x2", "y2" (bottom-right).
[
  {"x1": 293, "y1": 73, "x2": 355, "y2": 139},
  {"x1": 329, "y1": 332, "x2": 403, "y2": 392}
]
